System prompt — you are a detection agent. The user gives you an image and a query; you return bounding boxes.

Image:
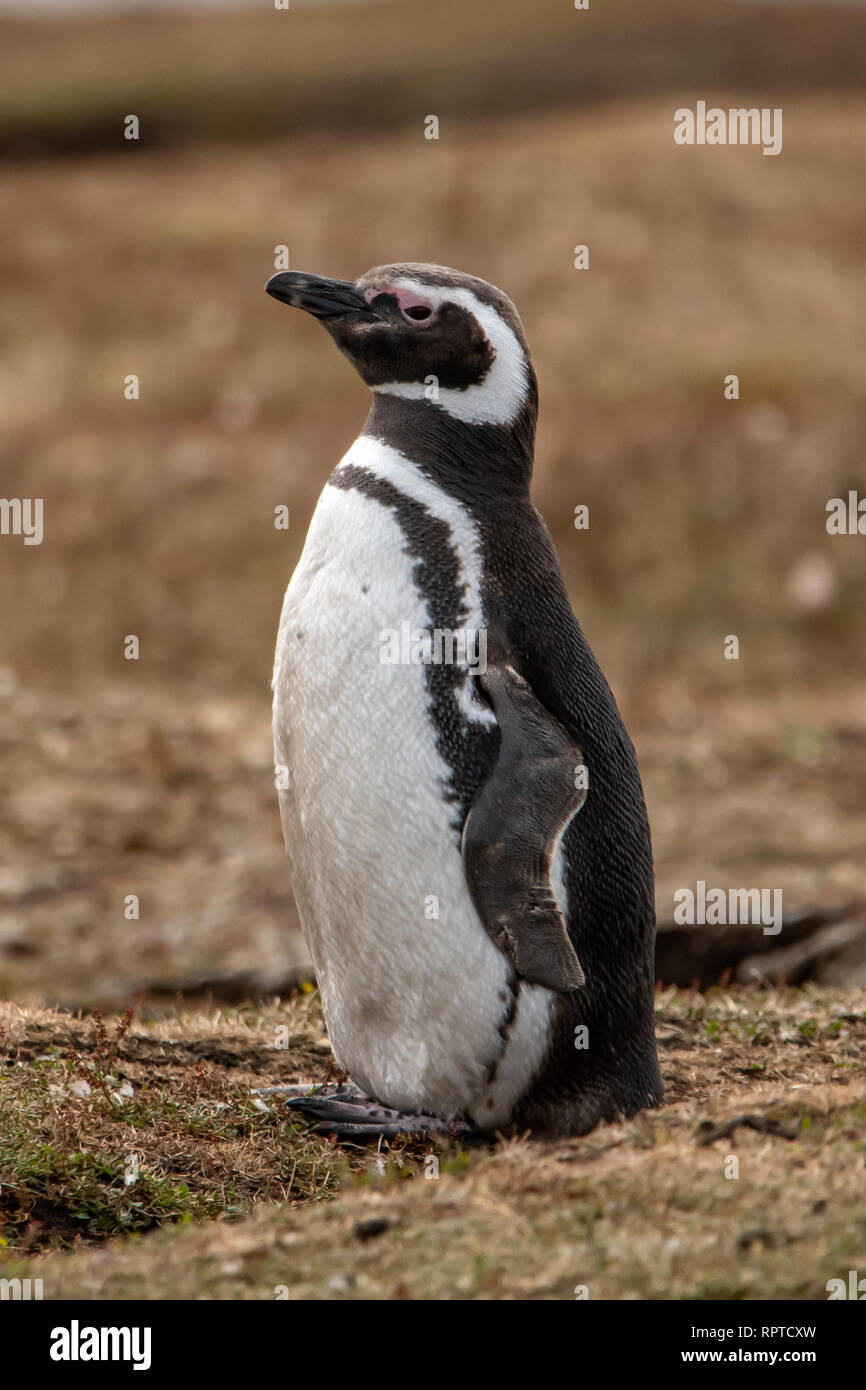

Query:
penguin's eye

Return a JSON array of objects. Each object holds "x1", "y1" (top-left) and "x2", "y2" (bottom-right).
[{"x1": 402, "y1": 304, "x2": 434, "y2": 323}]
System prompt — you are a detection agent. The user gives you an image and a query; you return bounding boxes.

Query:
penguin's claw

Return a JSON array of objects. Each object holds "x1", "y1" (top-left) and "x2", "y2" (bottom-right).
[{"x1": 267, "y1": 1083, "x2": 475, "y2": 1143}]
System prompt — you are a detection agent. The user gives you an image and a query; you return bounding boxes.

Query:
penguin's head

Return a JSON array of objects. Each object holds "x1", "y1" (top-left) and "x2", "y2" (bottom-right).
[{"x1": 266, "y1": 262, "x2": 536, "y2": 428}]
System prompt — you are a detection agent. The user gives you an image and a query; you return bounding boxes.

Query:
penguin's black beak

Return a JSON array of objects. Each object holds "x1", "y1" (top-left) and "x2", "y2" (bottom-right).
[{"x1": 265, "y1": 271, "x2": 380, "y2": 322}]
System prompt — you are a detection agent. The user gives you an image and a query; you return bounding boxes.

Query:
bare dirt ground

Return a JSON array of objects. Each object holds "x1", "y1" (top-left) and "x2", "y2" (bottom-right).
[
  {"x1": 2, "y1": 93, "x2": 864, "y2": 1008},
  {"x1": 2, "y1": 674, "x2": 865, "y2": 1010},
  {"x1": 2, "y1": 94, "x2": 865, "y2": 1012}
]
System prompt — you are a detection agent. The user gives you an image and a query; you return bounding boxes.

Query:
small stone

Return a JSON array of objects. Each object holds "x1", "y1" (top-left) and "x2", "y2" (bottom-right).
[{"x1": 354, "y1": 1218, "x2": 391, "y2": 1243}]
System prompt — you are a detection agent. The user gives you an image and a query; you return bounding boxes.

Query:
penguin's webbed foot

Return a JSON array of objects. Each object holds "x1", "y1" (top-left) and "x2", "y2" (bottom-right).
[{"x1": 260, "y1": 1082, "x2": 474, "y2": 1143}]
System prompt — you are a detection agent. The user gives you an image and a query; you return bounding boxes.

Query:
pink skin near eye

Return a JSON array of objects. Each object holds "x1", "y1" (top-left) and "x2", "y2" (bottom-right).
[{"x1": 363, "y1": 285, "x2": 435, "y2": 322}]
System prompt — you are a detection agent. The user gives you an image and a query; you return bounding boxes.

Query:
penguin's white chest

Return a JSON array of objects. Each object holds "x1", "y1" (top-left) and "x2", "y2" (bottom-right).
[{"x1": 272, "y1": 439, "x2": 553, "y2": 1126}]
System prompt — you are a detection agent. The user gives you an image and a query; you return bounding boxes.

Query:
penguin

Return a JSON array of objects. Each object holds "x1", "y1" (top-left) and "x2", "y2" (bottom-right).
[{"x1": 263, "y1": 262, "x2": 663, "y2": 1141}]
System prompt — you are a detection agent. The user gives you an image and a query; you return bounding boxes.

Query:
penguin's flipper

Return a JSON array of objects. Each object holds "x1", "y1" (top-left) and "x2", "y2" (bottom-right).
[{"x1": 461, "y1": 662, "x2": 587, "y2": 994}]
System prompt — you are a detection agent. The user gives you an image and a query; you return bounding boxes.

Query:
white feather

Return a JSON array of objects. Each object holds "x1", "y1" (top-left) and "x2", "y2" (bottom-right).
[{"x1": 273, "y1": 436, "x2": 552, "y2": 1123}]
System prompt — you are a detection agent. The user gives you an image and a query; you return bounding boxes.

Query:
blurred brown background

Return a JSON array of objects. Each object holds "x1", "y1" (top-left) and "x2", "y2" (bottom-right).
[{"x1": 1, "y1": 0, "x2": 864, "y2": 1007}]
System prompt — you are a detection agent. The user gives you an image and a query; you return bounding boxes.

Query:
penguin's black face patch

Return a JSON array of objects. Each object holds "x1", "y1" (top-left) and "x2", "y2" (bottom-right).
[{"x1": 325, "y1": 291, "x2": 496, "y2": 393}]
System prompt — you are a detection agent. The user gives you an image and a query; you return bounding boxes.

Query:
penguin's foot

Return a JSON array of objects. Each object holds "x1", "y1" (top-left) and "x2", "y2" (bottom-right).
[{"x1": 257, "y1": 1082, "x2": 474, "y2": 1143}]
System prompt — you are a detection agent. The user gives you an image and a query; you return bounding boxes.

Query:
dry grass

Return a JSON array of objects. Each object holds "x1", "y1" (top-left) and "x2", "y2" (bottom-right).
[
  {"x1": 0, "y1": 994, "x2": 353, "y2": 1252},
  {"x1": 1, "y1": 987, "x2": 863, "y2": 1298}
]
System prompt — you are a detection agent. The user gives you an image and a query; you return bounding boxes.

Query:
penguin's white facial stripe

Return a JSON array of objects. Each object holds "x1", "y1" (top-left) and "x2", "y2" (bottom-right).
[
  {"x1": 371, "y1": 279, "x2": 530, "y2": 426},
  {"x1": 335, "y1": 436, "x2": 496, "y2": 727}
]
